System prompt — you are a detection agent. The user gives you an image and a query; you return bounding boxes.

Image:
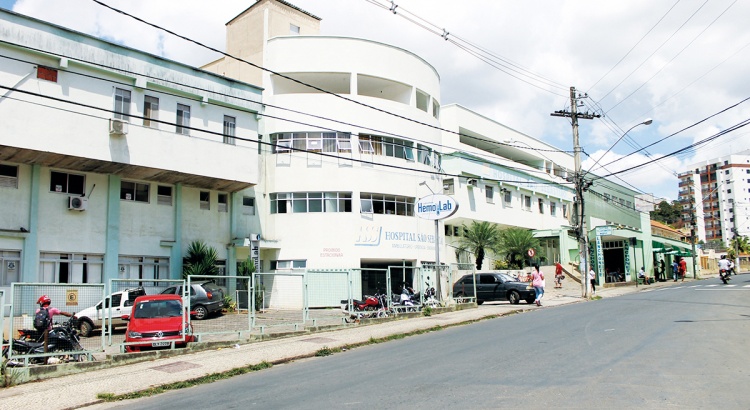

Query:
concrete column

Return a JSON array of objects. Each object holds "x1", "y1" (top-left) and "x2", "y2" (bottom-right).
[
  {"x1": 103, "y1": 175, "x2": 121, "y2": 283},
  {"x1": 21, "y1": 164, "x2": 41, "y2": 282}
]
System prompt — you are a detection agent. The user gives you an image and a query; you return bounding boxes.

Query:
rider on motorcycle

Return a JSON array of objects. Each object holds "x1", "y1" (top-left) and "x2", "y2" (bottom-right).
[
  {"x1": 36, "y1": 295, "x2": 76, "y2": 331},
  {"x1": 718, "y1": 255, "x2": 731, "y2": 283}
]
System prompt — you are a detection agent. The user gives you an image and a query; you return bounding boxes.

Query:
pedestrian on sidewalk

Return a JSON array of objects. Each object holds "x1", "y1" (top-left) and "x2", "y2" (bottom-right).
[
  {"x1": 678, "y1": 257, "x2": 687, "y2": 281},
  {"x1": 554, "y1": 262, "x2": 564, "y2": 288},
  {"x1": 588, "y1": 267, "x2": 596, "y2": 295},
  {"x1": 659, "y1": 259, "x2": 666, "y2": 281},
  {"x1": 672, "y1": 259, "x2": 679, "y2": 282},
  {"x1": 531, "y1": 264, "x2": 545, "y2": 306}
]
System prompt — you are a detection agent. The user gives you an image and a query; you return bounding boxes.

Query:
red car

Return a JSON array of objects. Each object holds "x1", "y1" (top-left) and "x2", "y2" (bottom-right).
[{"x1": 122, "y1": 294, "x2": 195, "y2": 353}]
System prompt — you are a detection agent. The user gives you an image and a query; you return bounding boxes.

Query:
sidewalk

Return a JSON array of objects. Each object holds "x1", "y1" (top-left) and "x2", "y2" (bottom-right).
[{"x1": 0, "y1": 277, "x2": 693, "y2": 409}]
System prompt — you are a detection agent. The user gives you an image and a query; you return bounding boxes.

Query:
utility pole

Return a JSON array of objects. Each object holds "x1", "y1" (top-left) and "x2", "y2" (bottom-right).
[
  {"x1": 551, "y1": 86, "x2": 600, "y2": 298},
  {"x1": 733, "y1": 201, "x2": 740, "y2": 272},
  {"x1": 690, "y1": 205, "x2": 697, "y2": 279}
]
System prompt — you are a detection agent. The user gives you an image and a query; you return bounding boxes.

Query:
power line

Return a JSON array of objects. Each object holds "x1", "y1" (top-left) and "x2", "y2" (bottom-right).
[
  {"x1": 0, "y1": 83, "x2": 573, "y2": 191},
  {"x1": 88, "y1": 0, "x2": 572, "y2": 158}
]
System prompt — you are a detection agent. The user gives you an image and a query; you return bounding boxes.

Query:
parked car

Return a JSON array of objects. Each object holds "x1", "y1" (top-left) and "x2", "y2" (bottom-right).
[
  {"x1": 122, "y1": 294, "x2": 194, "y2": 353},
  {"x1": 159, "y1": 281, "x2": 224, "y2": 320},
  {"x1": 452, "y1": 272, "x2": 536, "y2": 305},
  {"x1": 76, "y1": 287, "x2": 147, "y2": 337}
]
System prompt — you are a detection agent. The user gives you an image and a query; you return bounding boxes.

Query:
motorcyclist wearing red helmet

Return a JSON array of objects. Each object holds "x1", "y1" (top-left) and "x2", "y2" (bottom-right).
[{"x1": 36, "y1": 295, "x2": 76, "y2": 330}]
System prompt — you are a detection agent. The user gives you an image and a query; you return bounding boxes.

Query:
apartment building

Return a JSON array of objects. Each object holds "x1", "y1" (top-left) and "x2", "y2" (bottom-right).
[{"x1": 678, "y1": 151, "x2": 750, "y2": 245}]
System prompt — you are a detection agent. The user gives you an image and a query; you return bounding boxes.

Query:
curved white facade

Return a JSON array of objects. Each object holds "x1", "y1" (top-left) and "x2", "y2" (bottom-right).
[{"x1": 258, "y1": 36, "x2": 446, "y2": 270}]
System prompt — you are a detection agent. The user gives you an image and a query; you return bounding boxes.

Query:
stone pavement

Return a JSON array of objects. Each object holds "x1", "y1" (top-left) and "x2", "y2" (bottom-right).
[{"x1": 0, "y1": 276, "x2": 697, "y2": 410}]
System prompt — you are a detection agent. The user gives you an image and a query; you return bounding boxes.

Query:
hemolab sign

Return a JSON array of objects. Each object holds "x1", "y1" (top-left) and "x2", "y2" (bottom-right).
[{"x1": 416, "y1": 194, "x2": 459, "y2": 220}]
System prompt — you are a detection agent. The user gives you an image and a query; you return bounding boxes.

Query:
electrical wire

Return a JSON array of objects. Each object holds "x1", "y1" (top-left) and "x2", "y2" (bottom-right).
[
  {"x1": 0, "y1": 83, "x2": 574, "y2": 191},
  {"x1": 88, "y1": 0, "x2": 573, "y2": 157}
]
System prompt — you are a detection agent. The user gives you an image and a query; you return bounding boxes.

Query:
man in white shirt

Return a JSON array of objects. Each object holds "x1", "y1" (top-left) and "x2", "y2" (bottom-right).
[
  {"x1": 718, "y1": 255, "x2": 731, "y2": 283},
  {"x1": 588, "y1": 268, "x2": 597, "y2": 295},
  {"x1": 638, "y1": 267, "x2": 650, "y2": 285}
]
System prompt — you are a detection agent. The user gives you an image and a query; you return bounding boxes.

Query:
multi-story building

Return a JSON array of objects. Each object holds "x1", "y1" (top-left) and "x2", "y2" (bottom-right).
[
  {"x1": 678, "y1": 152, "x2": 750, "y2": 246},
  {"x1": 0, "y1": 9, "x2": 263, "y2": 290}
]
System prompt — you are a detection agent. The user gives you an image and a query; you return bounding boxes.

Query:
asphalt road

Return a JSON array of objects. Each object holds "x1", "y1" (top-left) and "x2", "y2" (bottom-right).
[{"x1": 113, "y1": 276, "x2": 750, "y2": 409}]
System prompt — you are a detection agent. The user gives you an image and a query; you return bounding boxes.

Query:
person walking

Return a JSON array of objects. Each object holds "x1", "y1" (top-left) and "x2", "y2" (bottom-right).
[
  {"x1": 672, "y1": 259, "x2": 679, "y2": 282},
  {"x1": 588, "y1": 267, "x2": 597, "y2": 295},
  {"x1": 531, "y1": 264, "x2": 545, "y2": 306},
  {"x1": 659, "y1": 259, "x2": 666, "y2": 281},
  {"x1": 678, "y1": 257, "x2": 687, "y2": 281},
  {"x1": 554, "y1": 262, "x2": 564, "y2": 288}
]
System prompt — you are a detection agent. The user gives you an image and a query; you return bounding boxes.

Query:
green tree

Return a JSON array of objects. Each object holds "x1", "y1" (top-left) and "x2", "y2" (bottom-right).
[
  {"x1": 650, "y1": 200, "x2": 682, "y2": 226},
  {"x1": 497, "y1": 227, "x2": 541, "y2": 269},
  {"x1": 182, "y1": 240, "x2": 218, "y2": 279},
  {"x1": 457, "y1": 221, "x2": 503, "y2": 270},
  {"x1": 728, "y1": 235, "x2": 750, "y2": 259}
]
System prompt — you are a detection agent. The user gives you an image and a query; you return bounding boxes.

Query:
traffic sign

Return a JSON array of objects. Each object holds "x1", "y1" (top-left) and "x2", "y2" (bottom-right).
[{"x1": 527, "y1": 248, "x2": 535, "y2": 257}]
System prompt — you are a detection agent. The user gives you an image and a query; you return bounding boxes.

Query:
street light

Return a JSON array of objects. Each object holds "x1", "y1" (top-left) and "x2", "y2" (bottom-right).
[{"x1": 586, "y1": 119, "x2": 652, "y2": 175}]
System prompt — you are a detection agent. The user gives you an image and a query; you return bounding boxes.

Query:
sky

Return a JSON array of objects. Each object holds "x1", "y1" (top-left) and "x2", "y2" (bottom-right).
[{"x1": 3, "y1": 0, "x2": 750, "y2": 202}]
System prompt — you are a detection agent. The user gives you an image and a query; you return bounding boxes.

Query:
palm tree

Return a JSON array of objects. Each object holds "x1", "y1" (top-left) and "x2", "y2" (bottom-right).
[
  {"x1": 182, "y1": 240, "x2": 218, "y2": 279},
  {"x1": 727, "y1": 235, "x2": 750, "y2": 259},
  {"x1": 456, "y1": 221, "x2": 503, "y2": 270},
  {"x1": 497, "y1": 227, "x2": 540, "y2": 269}
]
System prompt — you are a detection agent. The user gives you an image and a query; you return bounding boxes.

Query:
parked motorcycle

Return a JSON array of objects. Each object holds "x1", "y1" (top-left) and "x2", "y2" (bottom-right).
[
  {"x1": 4, "y1": 318, "x2": 89, "y2": 366},
  {"x1": 341, "y1": 291, "x2": 389, "y2": 322}
]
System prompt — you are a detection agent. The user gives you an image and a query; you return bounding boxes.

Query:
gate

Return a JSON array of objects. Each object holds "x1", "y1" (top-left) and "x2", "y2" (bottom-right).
[
  {"x1": 187, "y1": 275, "x2": 253, "y2": 340},
  {"x1": 305, "y1": 269, "x2": 351, "y2": 327},
  {"x1": 252, "y1": 271, "x2": 305, "y2": 332},
  {"x1": 449, "y1": 263, "x2": 476, "y2": 304},
  {"x1": 107, "y1": 278, "x2": 184, "y2": 347},
  {"x1": 7, "y1": 283, "x2": 104, "y2": 364}
]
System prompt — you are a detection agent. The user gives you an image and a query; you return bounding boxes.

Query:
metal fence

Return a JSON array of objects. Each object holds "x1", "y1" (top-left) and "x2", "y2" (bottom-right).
[
  {"x1": 252, "y1": 271, "x2": 306, "y2": 332},
  {"x1": 305, "y1": 269, "x2": 350, "y2": 327},
  {"x1": 107, "y1": 278, "x2": 184, "y2": 347},
  {"x1": 187, "y1": 275, "x2": 253, "y2": 340},
  {"x1": 7, "y1": 283, "x2": 104, "y2": 364}
]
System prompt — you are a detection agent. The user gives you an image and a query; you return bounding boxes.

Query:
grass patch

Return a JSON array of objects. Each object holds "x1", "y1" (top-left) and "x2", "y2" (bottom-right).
[
  {"x1": 422, "y1": 306, "x2": 433, "y2": 316},
  {"x1": 591, "y1": 295, "x2": 602, "y2": 300},
  {"x1": 96, "y1": 361, "x2": 272, "y2": 401},
  {"x1": 315, "y1": 346, "x2": 340, "y2": 357}
]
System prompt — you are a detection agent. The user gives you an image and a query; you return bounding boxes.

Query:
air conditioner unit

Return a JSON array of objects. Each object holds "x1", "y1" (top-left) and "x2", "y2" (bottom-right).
[
  {"x1": 467, "y1": 178, "x2": 478, "y2": 187},
  {"x1": 109, "y1": 118, "x2": 129, "y2": 135},
  {"x1": 69, "y1": 196, "x2": 88, "y2": 211}
]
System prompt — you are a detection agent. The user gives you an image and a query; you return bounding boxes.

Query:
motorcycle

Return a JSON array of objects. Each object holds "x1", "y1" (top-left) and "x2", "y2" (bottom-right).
[
  {"x1": 4, "y1": 318, "x2": 90, "y2": 366},
  {"x1": 719, "y1": 269, "x2": 731, "y2": 284},
  {"x1": 341, "y1": 291, "x2": 389, "y2": 322}
]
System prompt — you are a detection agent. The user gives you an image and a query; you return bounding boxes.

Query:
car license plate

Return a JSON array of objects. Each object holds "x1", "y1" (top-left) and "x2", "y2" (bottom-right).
[{"x1": 152, "y1": 341, "x2": 171, "y2": 347}]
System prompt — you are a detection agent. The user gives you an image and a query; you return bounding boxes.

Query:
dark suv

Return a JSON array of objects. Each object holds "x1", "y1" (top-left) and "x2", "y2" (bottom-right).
[
  {"x1": 160, "y1": 281, "x2": 225, "y2": 320},
  {"x1": 453, "y1": 272, "x2": 535, "y2": 305}
]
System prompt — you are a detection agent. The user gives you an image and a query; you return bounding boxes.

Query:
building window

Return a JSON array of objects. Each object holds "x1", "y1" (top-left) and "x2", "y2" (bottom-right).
[
  {"x1": 218, "y1": 193, "x2": 228, "y2": 212},
  {"x1": 357, "y1": 134, "x2": 416, "y2": 162},
  {"x1": 37, "y1": 66, "x2": 58, "y2": 82},
  {"x1": 223, "y1": 115, "x2": 236, "y2": 145},
  {"x1": 176, "y1": 103, "x2": 191, "y2": 135},
  {"x1": 360, "y1": 193, "x2": 414, "y2": 215},
  {"x1": 523, "y1": 195, "x2": 532, "y2": 211},
  {"x1": 157, "y1": 185, "x2": 172, "y2": 206},
  {"x1": 117, "y1": 255, "x2": 169, "y2": 284},
  {"x1": 443, "y1": 179, "x2": 454, "y2": 195},
  {"x1": 272, "y1": 132, "x2": 353, "y2": 154},
  {"x1": 551, "y1": 202, "x2": 557, "y2": 216},
  {"x1": 416, "y1": 89, "x2": 429, "y2": 112},
  {"x1": 271, "y1": 192, "x2": 353, "y2": 214},
  {"x1": 271, "y1": 260, "x2": 306, "y2": 270},
  {"x1": 50, "y1": 171, "x2": 85, "y2": 195},
  {"x1": 200, "y1": 191, "x2": 210, "y2": 210},
  {"x1": 143, "y1": 95, "x2": 159, "y2": 128},
  {"x1": 432, "y1": 99, "x2": 440, "y2": 119},
  {"x1": 114, "y1": 88, "x2": 131, "y2": 121},
  {"x1": 538, "y1": 198, "x2": 545, "y2": 214},
  {"x1": 39, "y1": 252, "x2": 104, "y2": 283},
  {"x1": 727, "y1": 189, "x2": 732, "y2": 194},
  {"x1": 563, "y1": 203, "x2": 569, "y2": 218},
  {"x1": 503, "y1": 189, "x2": 512, "y2": 206},
  {"x1": 121, "y1": 181, "x2": 149, "y2": 202},
  {"x1": 0, "y1": 164, "x2": 19, "y2": 188},
  {"x1": 290, "y1": 24, "x2": 300, "y2": 35},
  {"x1": 485, "y1": 186, "x2": 494, "y2": 203},
  {"x1": 242, "y1": 196, "x2": 255, "y2": 215}
]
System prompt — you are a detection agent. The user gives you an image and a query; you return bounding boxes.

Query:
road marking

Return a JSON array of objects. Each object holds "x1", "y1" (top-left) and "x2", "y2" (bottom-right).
[{"x1": 706, "y1": 284, "x2": 719, "y2": 287}]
